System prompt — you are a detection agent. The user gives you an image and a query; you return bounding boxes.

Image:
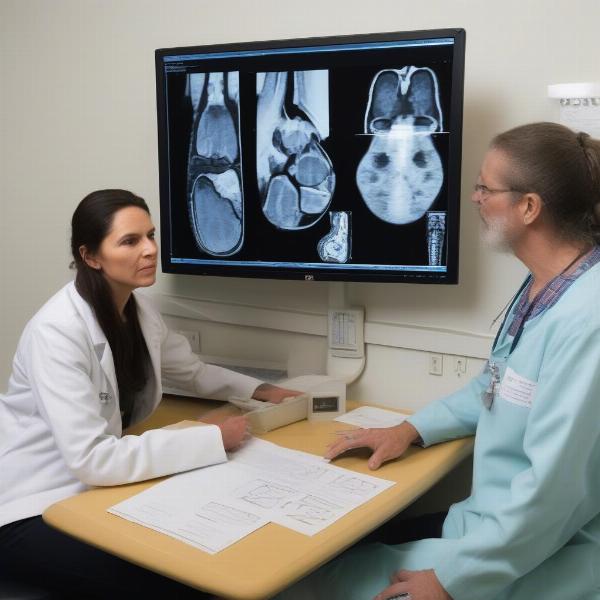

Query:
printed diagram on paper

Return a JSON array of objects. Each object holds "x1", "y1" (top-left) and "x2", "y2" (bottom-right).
[{"x1": 109, "y1": 438, "x2": 394, "y2": 553}]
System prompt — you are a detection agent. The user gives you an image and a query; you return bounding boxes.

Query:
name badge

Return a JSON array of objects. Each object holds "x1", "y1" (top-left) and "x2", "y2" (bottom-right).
[
  {"x1": 499, "y1": 367, "x2": 537, "y2": 408},
  {"x1": 99, "y1": 392, "x2": 112, "y2": 404}
]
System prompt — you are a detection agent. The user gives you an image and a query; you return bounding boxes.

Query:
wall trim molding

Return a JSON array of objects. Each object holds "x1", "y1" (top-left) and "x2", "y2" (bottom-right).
[
  {"x1": 365, "y1": 321, "x2": 492, "y2": 358},
  {"x1": 154, "y1": 293, "x2": 326, "y2": 336},
  {"x1": 154, "y1": 293, "x2": 493, "y2": 359}
]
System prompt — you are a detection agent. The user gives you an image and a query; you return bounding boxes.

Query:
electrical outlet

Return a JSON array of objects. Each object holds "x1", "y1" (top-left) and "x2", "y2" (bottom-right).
[
  {"x1": 429, "y1": 353, "x2": 443, "y2": 376},
  {"x1": 177, "y1": 330, "x2": 200, "y2": 354},
  {"x1": 454, "y1": 356, "x2": 467, "y2": 374}
]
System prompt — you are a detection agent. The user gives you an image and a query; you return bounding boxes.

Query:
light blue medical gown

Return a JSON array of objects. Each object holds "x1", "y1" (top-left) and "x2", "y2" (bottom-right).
[{"x1": 275, "y1": 264, "x2": 600, "y2": 600}]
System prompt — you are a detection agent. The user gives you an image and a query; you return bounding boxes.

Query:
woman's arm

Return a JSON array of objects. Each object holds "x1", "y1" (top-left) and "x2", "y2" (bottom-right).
[
  {"x1": 159, "y1": 322, "x2": 301, "y2": 403},
  {"x1": 159, "y1": 327, "x2": 262, "y2": 400},
  {"x1": 27, "y1": 320, "x2": 228, "y2": 486}
]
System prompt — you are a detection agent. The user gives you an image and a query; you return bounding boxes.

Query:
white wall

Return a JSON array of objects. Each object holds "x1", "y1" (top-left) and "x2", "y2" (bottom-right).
[{"x1": 2, "y1": 0, "x2": 599, "y2": 407}]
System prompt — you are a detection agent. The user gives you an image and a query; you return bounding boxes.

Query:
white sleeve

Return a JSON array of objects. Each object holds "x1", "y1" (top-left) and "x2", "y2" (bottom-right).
[
  {"x1": 159, "y1": 326, "x2": 262, "y2": 401},
  {"x1": 26, "y1": 320, "x2": 227, "y2": 487}
]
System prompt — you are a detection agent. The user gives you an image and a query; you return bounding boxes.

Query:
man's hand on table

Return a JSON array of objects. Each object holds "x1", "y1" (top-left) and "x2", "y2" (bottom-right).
[
  {"x1": 324, "y1": 421, "x2": 421, "y2": 470},
  {"x1": 374, "y1": 569, "x2": 452, "y2": 600}
]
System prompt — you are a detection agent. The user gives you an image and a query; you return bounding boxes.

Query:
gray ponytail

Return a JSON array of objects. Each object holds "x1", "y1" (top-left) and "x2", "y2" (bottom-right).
[{"x1": 576, "y1": 131, "x2": 600, "y2": 230}]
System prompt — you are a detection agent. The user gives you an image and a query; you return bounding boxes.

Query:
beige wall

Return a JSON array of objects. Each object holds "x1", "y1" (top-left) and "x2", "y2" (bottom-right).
[{"x1": 1, "y1": 0, "x2": 598, "y2": 407}]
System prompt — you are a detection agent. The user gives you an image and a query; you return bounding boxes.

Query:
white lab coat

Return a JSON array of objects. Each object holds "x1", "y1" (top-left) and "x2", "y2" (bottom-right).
[{"x1": 0, "y1": 282, "x2": 261, "y2": 527}]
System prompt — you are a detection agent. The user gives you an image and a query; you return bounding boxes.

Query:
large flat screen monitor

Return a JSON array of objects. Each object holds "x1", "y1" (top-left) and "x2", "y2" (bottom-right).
[{"x1": 156, "y1": 28, "x2": 465, "y2": 283}]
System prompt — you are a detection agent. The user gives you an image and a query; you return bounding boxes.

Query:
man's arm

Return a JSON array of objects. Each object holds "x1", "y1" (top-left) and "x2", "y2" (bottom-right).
[{"x1": 325, "y1": 371, "x2": 485, "y2": 468}]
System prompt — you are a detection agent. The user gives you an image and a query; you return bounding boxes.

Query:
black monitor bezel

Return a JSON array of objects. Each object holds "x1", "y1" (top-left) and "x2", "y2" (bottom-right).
[{"x1": 155, "y1": 28, "x2": 465, "y2": 284}]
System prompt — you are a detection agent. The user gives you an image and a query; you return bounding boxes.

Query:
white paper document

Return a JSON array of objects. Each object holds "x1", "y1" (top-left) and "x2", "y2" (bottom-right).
[
  {"x1": 334, "y1": 406, "x2": 409, "y2": 429},
  {"x1": 109, "y1": 438, "x2": 394, "y2": 553},
  {"x1": 108, "y1": 461, "x2": 270, "y2": 554}
]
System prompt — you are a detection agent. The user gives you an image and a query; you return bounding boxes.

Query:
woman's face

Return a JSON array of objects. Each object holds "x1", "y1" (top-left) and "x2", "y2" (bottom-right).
[{"x1": 84, "y1": 206, "x2": 158, "y2": 300}]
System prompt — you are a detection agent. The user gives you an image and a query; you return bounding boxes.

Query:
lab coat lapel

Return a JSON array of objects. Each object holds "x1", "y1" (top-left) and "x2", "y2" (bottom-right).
[
  {"x1": 67, "y1": 283, "x2": 119, "y2": 398},
  {"x1": 97, "y1": 342, "x2": 118, "y2": 400}
]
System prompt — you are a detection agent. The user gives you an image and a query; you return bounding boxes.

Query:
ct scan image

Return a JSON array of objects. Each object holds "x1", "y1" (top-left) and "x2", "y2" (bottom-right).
[
  {"x1": 256, "y1": 70, "x2": 336, "y2": 230},
  {"x1": 356, "y1": 66, "x2": 444, "y2": 225},
  {"x1": 186, "y1": 72, "x2": 244, "y2": 256}
]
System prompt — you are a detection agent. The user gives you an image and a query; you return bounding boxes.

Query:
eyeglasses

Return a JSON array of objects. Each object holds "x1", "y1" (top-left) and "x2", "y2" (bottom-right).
[{"x1": 473, "y1": 183, "x2": 524, "y2": 199}]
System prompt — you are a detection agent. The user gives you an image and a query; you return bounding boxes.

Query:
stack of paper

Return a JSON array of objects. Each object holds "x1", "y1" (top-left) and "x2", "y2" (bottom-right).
[
  {"x1": 334, "y1": 406, "x2": 409, "y2": 429},
  {"x1": 109, "y1": 438, "x2": 394, "y2": 554}
]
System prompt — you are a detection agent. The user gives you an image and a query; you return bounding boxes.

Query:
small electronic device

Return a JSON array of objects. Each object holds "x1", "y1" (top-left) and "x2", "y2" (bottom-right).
[
  {"x1": 308, "y1": 391, "x2": 345, "y2": 421},
  {"x1": 306, "y1": 379, "x2": 347, "y2": 421},
  {"x1": 274, "y1": 374, "x2": 347, "y2": 421},
  {"x1": 228, "y1": 394, "x2": 309, "y2": 434}
]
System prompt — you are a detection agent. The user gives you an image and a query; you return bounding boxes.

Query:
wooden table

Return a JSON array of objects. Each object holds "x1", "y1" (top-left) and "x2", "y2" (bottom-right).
[{"x1": 43, "y1": 396, "x2": 473, "y2": 600}]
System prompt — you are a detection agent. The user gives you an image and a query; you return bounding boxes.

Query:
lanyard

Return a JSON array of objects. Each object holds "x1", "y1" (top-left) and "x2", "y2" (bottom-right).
[
  {"x1": 491, "y1": 275, "x2": 532, "y2": 356},
  {"x1": 483, "y1": 276, "x2": 531, "y2": 409}
]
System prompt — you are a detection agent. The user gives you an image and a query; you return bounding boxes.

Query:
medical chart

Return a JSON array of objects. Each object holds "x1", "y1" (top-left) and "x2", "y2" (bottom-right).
[
  {"x1": 108, "y1": 438, "x2": 394, "y2": 553},
  {"x1": 334, "y1": 406, "x2": 409, "y2": 429}
]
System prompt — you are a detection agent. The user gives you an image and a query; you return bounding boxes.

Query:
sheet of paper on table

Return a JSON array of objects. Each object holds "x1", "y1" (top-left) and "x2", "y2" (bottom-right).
[
  {"x1": 108, "y1": 438, "x2": 394, "y2": 554},
  {"x1": 334, "y1": 406, "x2": 410, "y2": 429}
]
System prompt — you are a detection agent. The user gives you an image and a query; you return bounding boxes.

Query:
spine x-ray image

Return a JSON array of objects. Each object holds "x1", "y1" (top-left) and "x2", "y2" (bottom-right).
[
  {"x1": 186, "y1": 72, "x2": 244, "y2": 256},
  {"x1": 318, "y1": 211, "x2": 351, "y2": 263},
  {"x1": 426, "y1": 211, "x2": 446, "y2": 266},
  {"x1": 256, "y1": 70, "x2": 336, "y2": 230},
  {"x1": 356, "y1": 66, "x2": 444, "y2": 225}
]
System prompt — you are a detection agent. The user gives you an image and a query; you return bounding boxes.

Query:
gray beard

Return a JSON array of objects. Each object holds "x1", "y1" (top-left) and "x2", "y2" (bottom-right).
[{"x1": 480, "y1": 216, "x2": 513, "y2": 252}]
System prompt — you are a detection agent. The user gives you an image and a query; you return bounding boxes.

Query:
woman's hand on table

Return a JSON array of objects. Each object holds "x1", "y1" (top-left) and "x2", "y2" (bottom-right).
[
  {"x1": 251, "y1": 383, "x2": 303, "y2": 404},
  {"x1": 324, "y1": 421, "x2": 421, "y2": 470},
  {"x1": 217, "y1": 415, "x2": 250, "y2": 450}
]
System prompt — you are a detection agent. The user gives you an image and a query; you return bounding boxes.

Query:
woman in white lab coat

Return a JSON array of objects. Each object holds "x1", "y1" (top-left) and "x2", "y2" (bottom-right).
[{"x1": 0, "y1": 189, "x2": 296, "y2": 598}]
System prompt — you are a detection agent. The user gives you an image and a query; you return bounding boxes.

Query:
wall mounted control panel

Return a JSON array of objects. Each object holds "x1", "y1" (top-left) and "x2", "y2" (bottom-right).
[{"x1": 328, "y1": 308, "x2": 365, "y2": 359}]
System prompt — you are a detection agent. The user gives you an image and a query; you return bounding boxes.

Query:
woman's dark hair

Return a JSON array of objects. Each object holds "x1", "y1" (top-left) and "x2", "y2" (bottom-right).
[
  {"x1": 491, "y1": 122, "x2": 600, "y2": 244},
  {"x1": 71, "y1": 189, "x2": 151, "y2": 427}
]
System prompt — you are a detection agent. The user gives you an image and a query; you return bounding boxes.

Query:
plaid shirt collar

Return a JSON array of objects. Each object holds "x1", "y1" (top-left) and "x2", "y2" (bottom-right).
[{"x1": 508, "y1": 245, "x2": 600, "y2": 336}]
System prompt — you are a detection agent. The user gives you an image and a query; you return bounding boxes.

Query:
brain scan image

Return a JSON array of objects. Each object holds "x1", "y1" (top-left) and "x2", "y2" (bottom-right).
[
  {"x1": 356, "y1": 66, "x2": 444, "y2": 225},
  {"x1": 318, "y1": 211, "x2": 351, "y2": 263},
  {"x1": 186, "y1": 72, "x2": 244, "y2": 256},
  {"x1": 257, "y1": 70, "x2": 335, "y2": 230}
]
